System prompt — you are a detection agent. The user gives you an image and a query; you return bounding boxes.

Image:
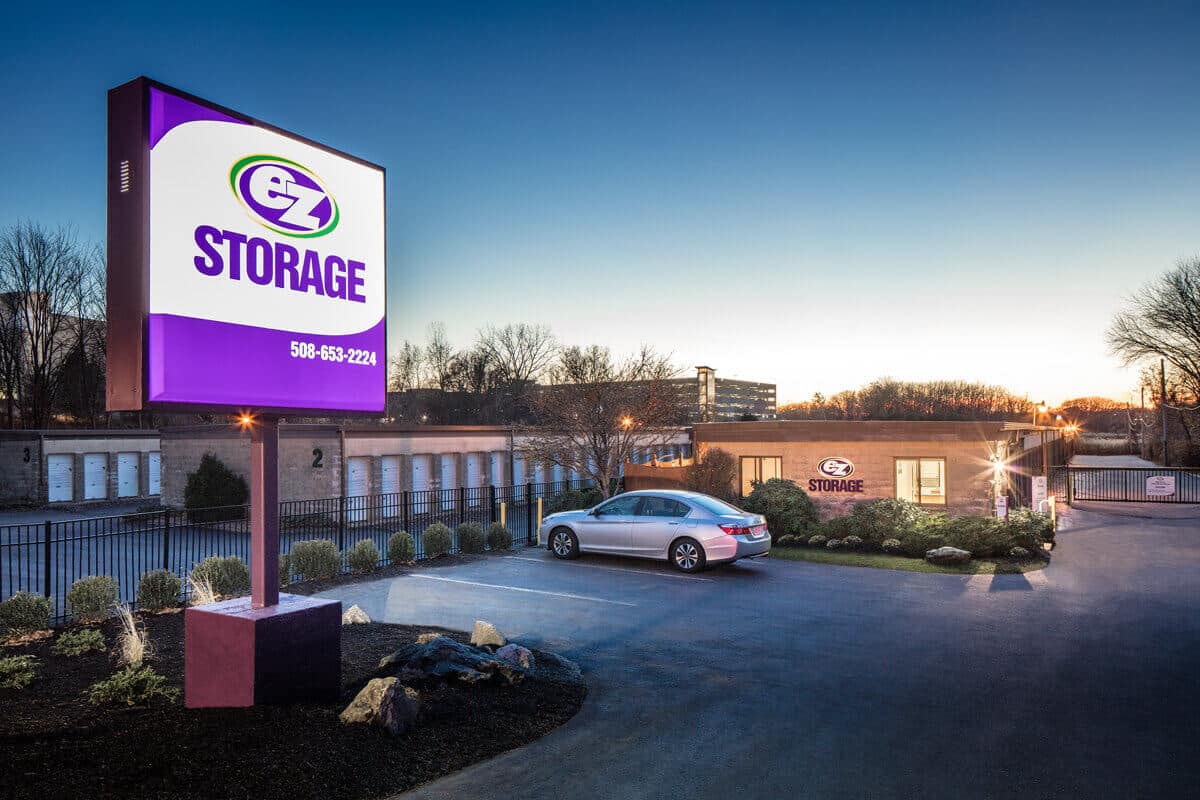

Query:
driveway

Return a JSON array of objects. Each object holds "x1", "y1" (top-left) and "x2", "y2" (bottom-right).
[{"x1": 321, "y1": 510, "x2": 1200, "y2": 799}]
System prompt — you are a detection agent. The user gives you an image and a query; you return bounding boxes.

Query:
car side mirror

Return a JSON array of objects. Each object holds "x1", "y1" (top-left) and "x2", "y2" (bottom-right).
[{"x1": 589, "y1": 507, "x2": 602, "y2": 516}]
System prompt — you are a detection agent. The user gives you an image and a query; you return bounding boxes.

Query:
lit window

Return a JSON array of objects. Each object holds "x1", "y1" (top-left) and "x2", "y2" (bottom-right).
[
  {"x1": 740, "y1": 456, "x2": 782, "y2": 497},
  {"x1": 894, "y1": 458, "x2": 946, "y2": 505}
]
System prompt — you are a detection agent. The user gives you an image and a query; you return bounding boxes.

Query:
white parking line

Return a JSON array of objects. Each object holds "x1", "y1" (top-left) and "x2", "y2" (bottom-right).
[
  {"x1": 503, "y1": 555, "x2": 714, "y2": 582},
  {"x1": 409, "y1": 573, "x2": 637, "y2": 606}
]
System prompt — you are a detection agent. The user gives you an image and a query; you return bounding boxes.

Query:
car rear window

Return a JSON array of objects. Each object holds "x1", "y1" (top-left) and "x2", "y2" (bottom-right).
[{"x1": 687, "y1": 495, "x2": 746, "y2": 515}]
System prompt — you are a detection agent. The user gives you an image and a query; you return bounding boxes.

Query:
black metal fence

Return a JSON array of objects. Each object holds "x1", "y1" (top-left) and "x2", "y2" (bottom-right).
[
  {"x1": 1051, "y1": 467, "x2": 1200, "y2": 504},
  {"x1": 1006, "y1": 436, "x2": 1072, "y2": 508},
  {"x1": 0, "y1": 478, "x2": 596, "y2": 623}
]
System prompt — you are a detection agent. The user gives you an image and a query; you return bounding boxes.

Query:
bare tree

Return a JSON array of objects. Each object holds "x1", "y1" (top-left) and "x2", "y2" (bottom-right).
[
  {"x1": 684, "y1": 445, "x2": 738, "y2": 501},
  {"x1": 520, "y1": 344, "x2": 685, "y2": 498},
  {"x1": 1108, "y1": 257, "x2": 1200, "y2": 399},
  {"x1": 388, "y1": 341, "x2": 424, "y2": 391},
  {"x1": 0, "y1": 292, "x2": 23, "y2": 428},
  {"x1": 423, "y1": 322, "x2": 455, "y2": 391},
  {"x1": 0, "y1": 222, "x2": 91, "y2": 429},
  {"x1": 475, "y1": 323, "x2": 556, "y2": 385},
  {"x1": 57, "y1": 242, "x2": 106, "y2": 427}
]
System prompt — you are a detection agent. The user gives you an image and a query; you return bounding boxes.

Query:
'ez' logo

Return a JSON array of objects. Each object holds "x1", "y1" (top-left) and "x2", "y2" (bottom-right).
[
  {"x1": 230, "y1": 155, "x2": 339, "y2": 238},
  {"x1": 817, "y1": 457, "x2": 855, "y2": 478}
]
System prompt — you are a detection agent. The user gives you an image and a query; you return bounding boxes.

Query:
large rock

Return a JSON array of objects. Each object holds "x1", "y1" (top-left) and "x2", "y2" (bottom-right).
[
  {"x1": 342, "y1": 605, "x2": 371, "y2": 625},
  {"x1": 470, "y1": 620, "x2": 506, "y2": 648},
  {"x1": 339, "y1": 677, "x2": 420, "y2": 735},
  {"x1": 495, "y1": 643, "x2": 535, "y2": 670},
  {"x1": 925, "y1": 546, "x2": 972, "y2": 565},
  {"x1": 379, "y1": 636, "x2": 525, "y2": 686},
  {"x1": 416, "y1": 632, "x2": 442, "y2": 644}
]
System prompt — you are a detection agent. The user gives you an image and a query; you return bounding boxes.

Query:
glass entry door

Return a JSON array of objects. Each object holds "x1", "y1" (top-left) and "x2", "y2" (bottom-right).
[{"x1": 895, "y1": 459, "x2": 920, "y2": 503}]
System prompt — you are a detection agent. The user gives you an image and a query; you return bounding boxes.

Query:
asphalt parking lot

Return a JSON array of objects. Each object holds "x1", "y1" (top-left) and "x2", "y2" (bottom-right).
[{"x1": 322, "y1": 507, "x2": 1200, "y2": 800}]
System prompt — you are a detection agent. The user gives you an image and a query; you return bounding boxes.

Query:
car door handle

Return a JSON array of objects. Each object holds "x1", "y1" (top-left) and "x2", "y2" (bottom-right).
[{"x1": 668, "y1": 522, "x2": 680, "y2": 526}]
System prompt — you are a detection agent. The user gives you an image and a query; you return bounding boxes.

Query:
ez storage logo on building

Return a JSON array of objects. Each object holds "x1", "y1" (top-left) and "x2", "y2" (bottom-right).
[
  {"x1": 230, "y1": 155, "x2": 339, "y2": 238},
  {"x1": 810, "y1": 457, "x2": 864, "y2": 494}
]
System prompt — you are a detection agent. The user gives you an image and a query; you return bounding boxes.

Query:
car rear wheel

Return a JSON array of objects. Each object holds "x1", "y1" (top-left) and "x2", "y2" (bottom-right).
[
  {"x1": 550, "y1": 527, "x2": 580, "y2": 559},
  {"x1": 670, "y1": 537, "x2": 706, "y2": 573}
]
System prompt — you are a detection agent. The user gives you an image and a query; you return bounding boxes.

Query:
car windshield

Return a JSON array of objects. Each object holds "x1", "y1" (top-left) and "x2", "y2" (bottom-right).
[{"x1": 687, "y1": 495, "x2": 746, "y2": 516}]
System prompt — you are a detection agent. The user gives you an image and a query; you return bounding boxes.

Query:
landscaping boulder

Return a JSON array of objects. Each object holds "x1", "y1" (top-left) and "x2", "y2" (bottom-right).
[
  {"x1": 416, "y1": 632, "x2": 442, "y2": 644},
  {"x1": 925, "y1": 546, "x2": 971, "y2": 565},
  {"x1": 378, "y1": 636, "x2": 524, "y2": 686},
  {"x1": 339, "y1": 677, "x2": 420, "y2": 736},
  {"x1": 470, "y1": 620, "x2": 506, "y2": 648},
  {"x1": 495, "y1": 643, "x2": 535, "y2": 670},
  {"x1": 342, "y1": 605, "x2": 371, "y2": 625}
]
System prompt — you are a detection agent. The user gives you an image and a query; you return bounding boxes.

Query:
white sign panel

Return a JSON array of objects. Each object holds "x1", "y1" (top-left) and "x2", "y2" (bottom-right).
[
  {"x1": 994, "y1": 495, "x2": 1009, "y2": 519},
  {"x1": 1146, "y1": 475, "x2": 1176, "y2": 497},
  {"x1": 1031, "y1": 476, "x2": 1048, "y2": 510}
]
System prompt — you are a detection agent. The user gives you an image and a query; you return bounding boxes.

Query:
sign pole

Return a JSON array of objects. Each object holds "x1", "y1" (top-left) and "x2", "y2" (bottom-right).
[{"x1": 249, "y1": 415, "x2": 280, "y2": 608}]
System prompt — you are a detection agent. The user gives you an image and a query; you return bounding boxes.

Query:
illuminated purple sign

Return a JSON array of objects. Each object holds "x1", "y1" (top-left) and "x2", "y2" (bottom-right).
[{"x1": 107, "y1": 79, "x2": 386, "y2": 414}]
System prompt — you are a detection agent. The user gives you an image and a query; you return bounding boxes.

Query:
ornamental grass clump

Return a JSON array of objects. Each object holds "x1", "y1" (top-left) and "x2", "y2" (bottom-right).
[
  {"x1": 136, "y1": 570, "x2": 182, "y2": 613},
  {"x1": 189, "y1": 556, "x2": 250, "y2": 597},
  {"x1": 0, "y1": 591, "x2": 51, "y2": 636},
  {"x1": 188, "y1": 573, "x2": 218, "y2": 606},
  {"x1": 422, "y1": 523, "x2": 452, "y2": 558},
  {"x1": 52, "y1": 628, "x2": 106, "y2": 657},
  {"x1": 115, "y1": 605, "x2": 152, "y2": 666},
  {"x1": 486, "y1": 523, "x2": 513, "y2": 551},
  {"x1": 0, "y1": 655, "x2": 38, "y2": 689},
  {"x1": 346, "y1": 539, "x2": 380, "y2": 573},
  {"x1": 387, "y1": 531, "x2": 415, "y2": 564},
  {"x1": 87, "y1": 664, "x2": 178, "y2": 706},
  {"x1": 66, "y1": 576, "x2": 119, "y2": 623},
  {"x1": 456, "y1": 523, "x2": 485, "y2": 554},
  {"x1": 290, "y1": 539, "x2": 342, "y2": 581}
]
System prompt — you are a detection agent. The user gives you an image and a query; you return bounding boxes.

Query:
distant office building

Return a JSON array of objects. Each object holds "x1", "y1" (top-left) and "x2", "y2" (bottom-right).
[{"x1": 675, "y1": 366, "x2": 776, "y2": 422}]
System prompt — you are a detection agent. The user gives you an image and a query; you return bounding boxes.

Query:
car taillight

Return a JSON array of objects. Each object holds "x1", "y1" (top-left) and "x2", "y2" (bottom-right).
[{"x1": 719, "y1": 524, "x2": 749, "y2": 536}]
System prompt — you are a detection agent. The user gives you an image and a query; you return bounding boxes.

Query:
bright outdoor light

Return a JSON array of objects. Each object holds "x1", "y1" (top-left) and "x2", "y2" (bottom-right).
[{"x1": 621, "y1": 416, "x2": 633, "y2": 429}]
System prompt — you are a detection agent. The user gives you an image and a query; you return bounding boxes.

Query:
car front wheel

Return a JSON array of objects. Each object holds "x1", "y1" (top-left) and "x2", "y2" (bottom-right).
[
  {"x1": 670, "y1": 537, "x2": 706, "y2": 573},
  {"x1": 550, "y1": 527, "x2": 580, "y2": 559}
]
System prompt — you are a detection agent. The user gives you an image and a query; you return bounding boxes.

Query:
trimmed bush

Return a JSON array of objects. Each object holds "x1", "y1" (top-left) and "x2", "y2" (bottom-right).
[
  {"x1": 821, "y1": 516, "x2": 856, "y2": 541},
  {"x1": 1010, "y1": 546, "x2": 1032, "y2": 559},
  {"x1": 422, "y1": 523, "x2": 452, "y2": 558},
  {"x1": 842, "y1": 535, "x2": 864, "y2": 550},
  {"x1": 684, "y1": 447, "x2": 739, "y2": 502},
  {"x1": 67, "y1": 576, "x2": 119, "y2": 623},
  {"x1": 825, "y1": 538, "x2": 843, "y2": 550},
  {"x1": 87, "y1": 664, "x2": 179, "y2": 706},
  {"x1": 0, "y1": 655, "x2": 38, "y2": 689},
  {"x1": 1008, "y1": 508, "x2": 1054, "y2": 550},
  {"x1": 486, "y1": 523, "x2": 513, "y2": 551},
  {"x1": 881, "y1": 538, "x2": 903, "y2": 554},
  {"x1": 848, "y1": 498, "x2": 927, "y2": 544},
  {"x1": 346, "y1": 539, "x2": 380, "y2": 573},
  {"x1": 387, "y1": 531, "x2": 416, "y2": 564},
  {"x1": 776, "y1": 534, "x2": 797, "y2": 547},
  {"x1": 53, "y1": 628, "x2": 106, "y2": 656},
  {"x1": 941, "y1": 515, "x2": 1009, "y2": 557},
  {"x1": 289, "y1": 540, "x2": 341, "y2": 581},
  {"x1": 184, "y1": 453, "x2": 248, "y2": 522},
  {"x1": 189, "y1": 556, "x2": 250, "y2": 597},
  {"x1": 136, "y1": 570, "x2": 181, "y2": 613},
  {"x1": 279, "y1": 554, "x2": 291, "y2": 588},
  {"x1": 741, "y1": 479, "x2": 821, "y2": 542},
  {"x1": 0, "y1": 591, "x2": 51, "y2": 635},
  {"x1": 807, "y1": 534, "x2": 828, "y2": 548},
  {"x1": 456, "y1": 523, "x2": 486, "y2": 554}
]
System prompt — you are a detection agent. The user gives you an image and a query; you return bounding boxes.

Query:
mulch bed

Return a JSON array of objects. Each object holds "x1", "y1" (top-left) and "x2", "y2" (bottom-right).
[{"x1": 0, "y1": 613, "x2": 585, "y2": 800}]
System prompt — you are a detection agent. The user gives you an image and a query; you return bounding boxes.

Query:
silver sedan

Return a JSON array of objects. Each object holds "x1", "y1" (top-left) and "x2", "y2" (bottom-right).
[{"x1": 540, "y1": 490, "x2": 771, "y2": 573}]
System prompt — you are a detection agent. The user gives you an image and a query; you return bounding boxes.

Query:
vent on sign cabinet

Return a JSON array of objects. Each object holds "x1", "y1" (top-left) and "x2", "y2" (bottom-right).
[{"x1": 119, "y1": 160, "x2": 131, "y2": 193}]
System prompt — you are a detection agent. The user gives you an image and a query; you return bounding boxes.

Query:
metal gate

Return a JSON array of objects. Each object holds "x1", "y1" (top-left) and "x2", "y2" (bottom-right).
[{"x1": 1053, "y1": 466, "x2": 1200, "y2": 503}]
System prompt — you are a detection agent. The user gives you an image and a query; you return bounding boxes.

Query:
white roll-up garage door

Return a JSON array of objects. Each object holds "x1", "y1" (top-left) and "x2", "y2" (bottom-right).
[
  {"x1": 47, "y1": 455, "x2": 73, "y2": 502},
  {"x1": 346, "y1": 456, "x2": 369, "y2": 522},
  {"x1": 117, "y1": 453, "x2": 139, "y2": 498},
  {"x1": 148, "y1": 452, "x2": 161, "y2": 495},
  {"x1": 512, "y1": 453, "x2": 525, "y2": 485},
  {"x1": 490, "y1": 453, "x2": 505, "y2": 488},
  {"x1": 411, "y1": 455, "x2": 431, "y2": 493},
  {"x1": 466, "y1": 453, "x2": 484, "y2": 507},
  {"x1": 552, "y1": 463, "x2": 564, "y2": 484},
  {"x1": 83, "y1": 454, "x2": 107, "y2": 500},
  {"x1": 381, "y1": 456, "x2": 401, "y2": 518},
  {"x1": 440, "y1": 456, "x2": 456, "y2": 510}
]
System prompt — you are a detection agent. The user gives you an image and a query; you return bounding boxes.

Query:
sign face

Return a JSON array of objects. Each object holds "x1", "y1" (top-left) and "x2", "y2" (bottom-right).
[
  {"x1": 107, "y1": 78, "x2": 386, "y2": 414},
  {"x1": 994, "y1": 495, "x2": 1008, "y2": 520},
  {"x1": 1031, "y1": 476, "x2": 1048, "y2": 510},
  {"x1": 809, "y1": 457, "x2": 864, "y2": 493},
  {"x1": 1146, "y1": 475, "x2": 1176, "y2": 497}
]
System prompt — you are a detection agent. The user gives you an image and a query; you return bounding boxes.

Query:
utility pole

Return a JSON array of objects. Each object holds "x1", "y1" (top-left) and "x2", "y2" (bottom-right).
[{"x1": 1160, "y1": 358, "x2": 1169, "y2": 467}]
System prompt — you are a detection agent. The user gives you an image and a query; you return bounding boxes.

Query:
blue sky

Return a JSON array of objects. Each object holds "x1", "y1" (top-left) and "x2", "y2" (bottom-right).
[{"x1": 2, "y1": 0, "x2": 1197, "y2": 405}]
